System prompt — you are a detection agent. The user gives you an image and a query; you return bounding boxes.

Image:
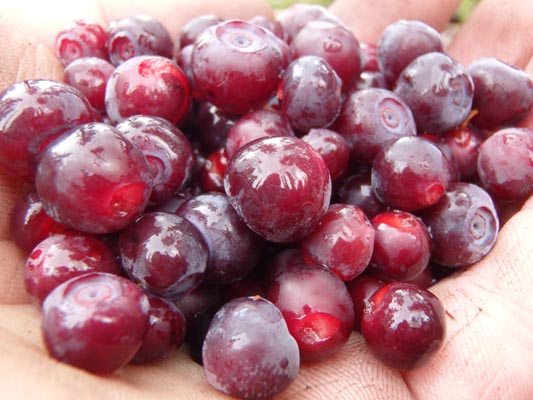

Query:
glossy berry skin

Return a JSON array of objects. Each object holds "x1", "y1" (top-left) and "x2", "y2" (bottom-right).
[
  {"x1": 36, "y1": 122, "x2": 152, "y2": 233},
  {"x1": 348, "y1": 71, "x2": 389, "y2": 92},
  {"x1": 266, "y1": 263, "x2": 355, "y2": 362},
  {"x1": 335, "y1": 171, "x2": 386, "y2": 219},
  {"x1": 178, "y1": 14, "x2": 224, "y2": 49},
  {"x1": 405, "y1": 264, "x2": 434, "y2": 289},
  {"x1": 187, "y1": 303, "x2": 221, "y2": 365},
  {"x1": 279, "y1": 55, "x2": 343, "y2": 133},
  {"x1": 346, "y1": 274, "x2": 386, "y2": 332},
  {"x1": 333, "y1": 88, "x2": 417, "y2": 165},
  {"x1": 106, "y1": 14, "x2": 173, "y2": 66},
  {"x1": 441, "y1": 123, "x2": 486, "y2": 181},
  {"x1": 105, "y1": 55, "x2": 190, "y2": 125},
  {"x1": 360, "y1": 42, "x2": 379, "y2": 72},
  {"x1": 131, "y1": 294, "x2": 186, "y2": 364},
  {"x1": 192, "y1": 20, "x2": 288, "y2": 115},
  {"x1": 176, "y1": 44, "x2": 201, "y2": 99},
  {"x1": 115, "y1": 115, "x2": 195, "y2": 205},
  {"x1": 262, "y1": 247, "x2": 308, "y2": 285},
  {"x1": 290, "y1": 20, "x2": 361, "y2": 85},
  {"x1": 41, "y1": 272, "x2": 150, "y2": 374},
  {"x1": 368, "y1": 210, "x2": 431, "y2": 282},
  {"x1": 193, "y1": 101, "x2": 238, "y2": 154},
  {"x1": 55, "y1": 19, "x2": 109, "y2": 66},
  {"x1": 420, "y1": 132, "x2": 461, "y2": 182},
  {"x1": 175, "y1": 283, "x2": 222, "y2": 331},
  {"x1": 468, "y1": 57, "x2": 533, "y2": 129},
  {"x1": 371, "y1": 136, "x2": 454, "y2": 211},
  {"x1": 301, "y1": 204, "x2": 375, "y2": 282},
  {"x1": 63, "y1": 57, "x2": 115, "y2": 113},
  {"x1": 203, "y1": 297, "x2": 299, "y2": 399},
  {"x1": 118, "y1": 212, "x2": 208, "y2": 300},
  {"x1": 198, "y1": 147, "x2": 229, "y2": 193},
  {"x1": 177, "y1": 192, "x2": 265, "y2": 285},
  {"x1": 301, "y1": 128, "x2": 350, "y2": 181},
  {"x1": 225, "y1": 109, "x2": 294, "y2": 159},
  {"x1": 418, "y1": 182, "x2": 499, "y2": 267},
  {"x1": 25, "y1": 233, "x2": 121, "y2": 304},
  {"x1": 361, "y1": 282, "x2": 446, "y2": 371},
  {"x1": 224, "y1": 136, "x2": 332, "y2": 243},
  {"x1": 0, "y1": 79, "x2": 98, "y2": 180},
  {"x1": 476, "y1": 127, "x2": 533, "y2": 201},
  {"x1": 394, "y1": 52, "x2": 474, "y2": 133},
  {"x1": 377, "y1": 19, "x2": 443, "y2": 85},
  {"x1": 277, "y1": 3, "x2": 343, "y2": 44},
  {"x1": 248, "y1": 15, "x2": 284, "y2": 39},
  {"x1": 10, "y1": 191, "x2": 69, "y2": 253}
]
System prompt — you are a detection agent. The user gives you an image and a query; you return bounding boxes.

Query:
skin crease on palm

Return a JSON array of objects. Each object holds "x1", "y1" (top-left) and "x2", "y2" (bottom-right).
[{"x1": 0, "y1": 0, "x2": 532, "y2": 398}]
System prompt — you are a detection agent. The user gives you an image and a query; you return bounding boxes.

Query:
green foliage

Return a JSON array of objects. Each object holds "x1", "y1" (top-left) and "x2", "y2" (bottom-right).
[{"x1": 455, "y1": 0, "x2": 480, "y2": 22}]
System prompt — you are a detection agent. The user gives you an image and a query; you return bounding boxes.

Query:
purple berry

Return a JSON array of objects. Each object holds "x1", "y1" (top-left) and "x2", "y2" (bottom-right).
[
  {"x1": 10, "y1": 191, "x2": 69, "y2": 253},
  {"x1": 418, "y1": 182, "x2": 499, "y2": 267},
  {"x1": 35, "y1": 122, "x2": 153, "y2": 234},
  {"x1": 55, "y1": 20, "x2": 109, "y2": 66},
  {"x1": 0, "y1": 79, "x2": 98, "y2": 180},
  {"x1": 177, "y1": 192, "x2": 265, "y2": 285},
  {"x1": 118, "y1": 211, "x2": 208, "y2": 300},
  {"x1": 131, "y1": 294, "x2": 187, "y2": 364},
  {"x1": 192, "y1": 20, "x2": 288, "y2": 115},
  {"x1": 41, "y1": 272, "x2": 150, "y2": 374},
  {"x1": 225, "y1": 109, "x2": 294, "y2": 159},
  {"x1": 361, "y1": 282, "x2": 446, "y2": 371},
  {"x1": 290, "y1": 20, "x2": 361, "y2": 85},
  {"x1": 279, "y1": 55, "x2": 342, "y2": 133},
  {"x1": 333, "y1": 88, "x2": 417, "y2": 165},
  {"x1": 377, "y1": 20, "x2": 443, "y2": 85},
  {"x1": 63, "y1": 57, "x2": 115, "y2": 113},
  {"x1": 300, "y1": 128, "x2": 351, "y2": 182},
  {"x1": 202, "y1": 296, "x2": 300, "y2": 399},
  {"x1": 476, "y1": 127, "x2": 533, "y2": 201},
  {"x1": 115, "y1": 115, "x2": 195, "y2": 205},
  {"x1": 371, "y1": 136, "x2": 454, "y2": 211},
  {"x1": 266, "y1": 263, "x2": 355, "y2": 362},
  {"x1": 25, "y1": 232, "x2": 121, "y2": 304},
  {"x1": 105, "y1": 55, "x2": 191, "y2": 125},
  {"x1": 178, "y1": 14, "x2": 224, "y2": 49},
  {"x1": 300, "y1": 203, "x2": 375, "y2": 282},
  {"x1": 468, "y1": 57, "x2": 533, "y2": 129},
  {"x1": 224, "y1": 136, "x2": 331, "y2": 243},
  {"x1": 368, "y1": 210, "x2": 431, "y2": 282},
  {"x1": 394, "y1": 52, "x2": 474, "y2": 133},
  {"x1": 106, "y1": 14, "x2": 173, "y2": 66}
]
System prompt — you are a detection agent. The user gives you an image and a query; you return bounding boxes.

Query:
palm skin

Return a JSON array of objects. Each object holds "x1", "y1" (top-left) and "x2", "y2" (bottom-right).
[{"x1": 0, "y1": 0, "x2": 532, "y2": 399}]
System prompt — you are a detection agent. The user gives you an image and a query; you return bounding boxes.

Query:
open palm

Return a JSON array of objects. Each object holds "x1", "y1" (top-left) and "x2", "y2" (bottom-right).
[{"x1": 0, "y1": 0, "x2": 532, "y2": 398}]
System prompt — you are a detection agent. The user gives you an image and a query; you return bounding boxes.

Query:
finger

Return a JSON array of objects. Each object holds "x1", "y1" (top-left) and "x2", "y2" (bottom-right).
[
  {"x1": 447, "y1": 0, "x2": 533, "y2": 68},
  {"x1": 0, "y1": 0, "x2": 273, "y2": 302},
  {"x1": 329, "y1": 0, "x2": 462, "y2": 44},
  {"x1": 0, "y1": 0, "x2": 274, "y2": 88},
  {"x1": 0, "y1": 240, "x2": 29, "y2": 304},
  {"x1": 277, "y1": 334, "x2": 412, "y2": 399},
  {"x1": 0, "y1": 172, "x2": 32, "y2": 241},
  {"x1": 0, "y1": 303, "x2": 412, "y2": 399},
  {"x1": 0, "y1": 304, "x2": 211, "y2": 400},
  {"x1": 404, "y1": 201, "x2": 533, "y2": 399}
]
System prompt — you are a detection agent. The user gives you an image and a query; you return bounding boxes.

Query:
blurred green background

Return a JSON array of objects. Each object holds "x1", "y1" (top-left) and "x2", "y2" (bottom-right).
[{"x1": 267, "y1": 0, "x2": 479, "y2": 22}]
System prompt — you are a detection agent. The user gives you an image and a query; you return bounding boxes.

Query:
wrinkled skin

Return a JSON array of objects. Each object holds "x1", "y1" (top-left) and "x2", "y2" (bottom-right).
[{"x1": 1, "y1": 0, "x2": 533, "y2": 399}]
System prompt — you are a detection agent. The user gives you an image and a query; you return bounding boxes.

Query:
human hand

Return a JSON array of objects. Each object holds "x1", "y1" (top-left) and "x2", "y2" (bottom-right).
[{"x1": 0, "y1": 0, "x2": 532, "y2": 399}]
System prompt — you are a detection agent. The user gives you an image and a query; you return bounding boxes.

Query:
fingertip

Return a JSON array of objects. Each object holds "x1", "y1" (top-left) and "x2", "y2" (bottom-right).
[
  {"x1": 330, "y1": 0, "x2": 462, "y2": 44},
  {"x1": 447, "y1": 0, "x2": 533, "y2": 68}
]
